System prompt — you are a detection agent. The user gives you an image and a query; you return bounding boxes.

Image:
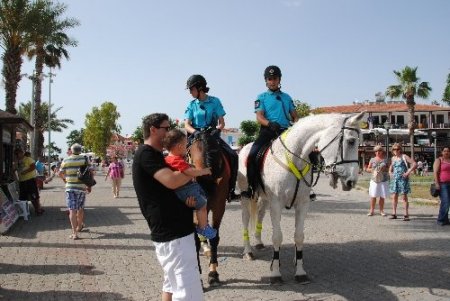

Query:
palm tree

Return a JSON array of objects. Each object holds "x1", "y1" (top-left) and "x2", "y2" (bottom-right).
[
  {"x1": 18, "y1": 101, "x2": 73, "y2": 155},
  {"x1": 0, "y1": 0, "x2": 33, "y2": 114},
  {"x1": 386, "y1": 66, "x2": 432, "y2": 159},
  {"x1": 443, "y1": 73, "x2": 450, "y2": 105},
  {"x1": 27, "y1": 0, "x2": 78, "y2": 158}
]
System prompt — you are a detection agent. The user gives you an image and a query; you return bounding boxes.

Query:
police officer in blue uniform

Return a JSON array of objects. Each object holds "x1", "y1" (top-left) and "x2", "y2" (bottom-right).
[
  {"x1": 243, "y1": 66, "x2": 299, "y2": 197},
  {"x1": 184, "y1": 74, "x2": 239, "y2": 200}
]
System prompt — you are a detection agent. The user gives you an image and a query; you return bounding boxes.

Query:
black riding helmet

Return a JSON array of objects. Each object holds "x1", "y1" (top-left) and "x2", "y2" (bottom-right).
[
  {"x1": 186, "y1": 74, "x2": 207, "y2": 90},
  {"x1": 264, "y1": 65, "x2": 282, "y2": 79}
]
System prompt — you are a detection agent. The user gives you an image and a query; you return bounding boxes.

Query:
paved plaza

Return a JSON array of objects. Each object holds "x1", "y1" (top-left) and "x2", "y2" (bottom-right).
[{"x1": 1, "y1": 170, "x2": 449, "y2": 301}]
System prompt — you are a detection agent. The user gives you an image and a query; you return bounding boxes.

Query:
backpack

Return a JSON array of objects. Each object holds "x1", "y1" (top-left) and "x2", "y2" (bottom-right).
[{"x1": 77, "y1": 156, "x2": 97, "y2": 187}]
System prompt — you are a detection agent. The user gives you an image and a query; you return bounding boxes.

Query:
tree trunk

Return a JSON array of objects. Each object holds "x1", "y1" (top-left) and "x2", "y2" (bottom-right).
[
  {"x1": 407, "y1": 98, "x2": 416, "y2": 160},
  {"x1": 32, "y1": 45, "x2": 46, "y2": 159},
  {"x1": 2, "y1": 46, "x2": 23, "y2": 115}
]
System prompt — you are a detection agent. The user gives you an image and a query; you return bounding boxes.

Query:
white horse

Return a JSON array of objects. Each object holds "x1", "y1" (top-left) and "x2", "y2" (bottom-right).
[{"x1": 237, "y1": 112, "x2": 364, "y2": 283}]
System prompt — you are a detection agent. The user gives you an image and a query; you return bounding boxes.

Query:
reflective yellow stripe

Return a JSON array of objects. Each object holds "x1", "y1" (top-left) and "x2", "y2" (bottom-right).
[
  {"x1": 281, "y1": 128, "x2": 311, "y2": 180},
  {"x1": 243, "y1": 229, "x2": 249, "y2": 241},
  {"x1": 256, "y1": 222, "x2": 263, "y2": 235}
]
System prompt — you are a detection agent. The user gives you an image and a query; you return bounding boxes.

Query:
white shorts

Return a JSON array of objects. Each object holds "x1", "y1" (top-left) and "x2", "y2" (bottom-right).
[
  {"x1": 368, "y1": 180, "x2": 389, "y2": 198},
  {"x1": 153, "y1": 233, "x2": 203, "y2": 301}
]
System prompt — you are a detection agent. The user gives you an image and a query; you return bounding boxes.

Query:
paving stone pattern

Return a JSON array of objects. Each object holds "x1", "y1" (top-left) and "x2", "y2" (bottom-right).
[{"x1": 1, "y1": 170, "x2": 449, "y2": 301}]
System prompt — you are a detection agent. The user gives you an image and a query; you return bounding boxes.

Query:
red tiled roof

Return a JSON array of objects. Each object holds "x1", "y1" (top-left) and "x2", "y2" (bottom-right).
[{"x1": 316, "y1": 103, "x2": 450, "y2": 114}]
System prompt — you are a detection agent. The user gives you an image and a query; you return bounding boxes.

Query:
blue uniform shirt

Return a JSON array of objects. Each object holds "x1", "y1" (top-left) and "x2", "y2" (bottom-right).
[
  {"x1": 184, "y1": 96, "x2": 226, "y2": 129},
  {"x1": 254, "y1": 90, "x2": 295, "y2": 128}
]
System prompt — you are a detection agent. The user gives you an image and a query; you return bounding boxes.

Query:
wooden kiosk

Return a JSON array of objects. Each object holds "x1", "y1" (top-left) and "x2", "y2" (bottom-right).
[{"x1": 0, "y1": 110, "x2": 32, "y2": 234}]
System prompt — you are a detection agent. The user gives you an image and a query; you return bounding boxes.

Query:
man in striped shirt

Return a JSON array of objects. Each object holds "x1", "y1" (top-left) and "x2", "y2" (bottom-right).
[{"x1": 59, "y1": 143, "x2": 92, "y2": 240}]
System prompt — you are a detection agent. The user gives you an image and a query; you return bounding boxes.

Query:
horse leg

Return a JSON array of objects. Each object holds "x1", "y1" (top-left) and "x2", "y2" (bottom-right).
[
  {"x1": 294, "y1": 201, "x2": 310, "y2": 284},
  {"x1": 269, "y1": 201, "x2": 283, "y2": 284},
  {"x1": 207, "y1": 191, "x2": 226, "y2": 286},
  {"x1": 207, "y1": 230, "x2": 221, "y2": 286},
  {"x1": 241, "y1": 198, "x2": 254, "y2": 260},
  {"x1": 254, "y1": 198, "x2": 268, "y2": 250}
]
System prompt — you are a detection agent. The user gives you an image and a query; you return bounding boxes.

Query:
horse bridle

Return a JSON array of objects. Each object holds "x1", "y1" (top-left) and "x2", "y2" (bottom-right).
[
  {"x1": 318, "y1": 116, "x2": 360, "y2": 174},
  {"x1": 277, "y1": 116, "x2": 360, "y2": 209}
]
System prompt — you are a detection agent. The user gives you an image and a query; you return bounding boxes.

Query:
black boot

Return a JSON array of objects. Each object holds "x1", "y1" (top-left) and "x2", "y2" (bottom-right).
[{"x1": 228, "y1": 190, "x2": 241, "y2": 202}]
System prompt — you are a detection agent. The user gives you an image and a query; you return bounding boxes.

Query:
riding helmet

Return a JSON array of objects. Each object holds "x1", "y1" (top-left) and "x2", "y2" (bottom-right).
[
  {"x1": 186, "y1": 74, "x2": 207, "y2": 89},
  {"x1": 264, "y1": 65, "x2": 282, "y2": 79}
]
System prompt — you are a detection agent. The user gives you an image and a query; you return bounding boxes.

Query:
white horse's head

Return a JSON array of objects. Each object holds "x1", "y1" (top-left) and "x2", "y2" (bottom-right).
[{"x1": 316, "y1": 112, "x2": 365, "y2": 191}]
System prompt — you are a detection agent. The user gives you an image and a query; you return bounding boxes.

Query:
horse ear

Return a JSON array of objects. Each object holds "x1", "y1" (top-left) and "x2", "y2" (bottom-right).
[{"x1": 347, "y1": 111, "x2": 366, "y2": 127}]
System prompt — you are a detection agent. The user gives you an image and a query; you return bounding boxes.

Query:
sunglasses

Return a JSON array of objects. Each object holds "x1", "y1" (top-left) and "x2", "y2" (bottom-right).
[
  {"x1": 155, "y1": 126, "x2": 170, "y2": 130},
  {"x1": 392, "y1": 148, "x2": 400, "y2": 151}
]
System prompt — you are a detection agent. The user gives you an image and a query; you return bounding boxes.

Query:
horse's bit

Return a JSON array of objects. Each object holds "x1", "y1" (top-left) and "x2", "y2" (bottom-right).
[{"x1": 277, "y1": 117, "x2": 360, "y2": 209}]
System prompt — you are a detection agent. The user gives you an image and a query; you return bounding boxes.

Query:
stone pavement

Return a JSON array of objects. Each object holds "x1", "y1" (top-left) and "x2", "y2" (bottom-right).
[{"x1": 1, "y1": 170, "x2": 449, "y2": 301}]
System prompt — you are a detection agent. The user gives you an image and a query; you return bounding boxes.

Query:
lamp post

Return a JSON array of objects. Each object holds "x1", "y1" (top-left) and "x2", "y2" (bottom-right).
[
  {"x1": 384, "y1": 121, "x2": 392, "y2": 158},
  {"x1": 431, "y1": 131, "x2": 437, "y2": 162}
]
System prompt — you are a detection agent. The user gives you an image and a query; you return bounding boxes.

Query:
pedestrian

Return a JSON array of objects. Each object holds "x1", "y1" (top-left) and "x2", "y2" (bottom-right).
[
  {"x1": 433, "y1": 147, "x2": 450, "y2": 226},
  {"x1": 423, "y1": 161, "x2": 429, "y2": 176},
  {"x1": 14, "y1": 149, "x2": 44, "y2": 215},
  {"x1": 132, "y1": 113, "x2": 203, "y2": 301},
  {"x1": 365, "y1": 145, "x2": 389, "y2": 216},
  {"x1": 388, "y1": 143, "x2": 416, "y2": 221},
  {"x1": 417, "y1": 160, "x2": 423, "y2": 176},
  {"x1": 59, "y1": 143, "x2": 92, "y2": 240},
  {"x1": 184, "y1": 74, "x2": 239, "y2": 201},
  {"x1": 105, "y1": 156, "x2": 124, "y2": 198},
  {"x1": 242, "y1": 65, "x2": 299, "y2": 197},
  {"x1": 163, "y1": 129, "x2": 216, "y2": 239}
]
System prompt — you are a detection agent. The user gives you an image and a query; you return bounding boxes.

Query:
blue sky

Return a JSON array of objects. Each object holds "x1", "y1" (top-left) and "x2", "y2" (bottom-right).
[{"x1": 1, "y1": 0, "x2": 450, "y2": 155}]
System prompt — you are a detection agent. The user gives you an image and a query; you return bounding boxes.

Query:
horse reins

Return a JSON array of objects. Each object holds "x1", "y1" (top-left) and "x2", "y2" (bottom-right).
[{"x1": 276, "y1": 116, "x2": 360, "y2": 209}]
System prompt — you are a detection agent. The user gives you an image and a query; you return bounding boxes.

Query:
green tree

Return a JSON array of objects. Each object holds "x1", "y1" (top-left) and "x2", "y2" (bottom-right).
[
  {"x1": 294, "y1": 100, "x2": 311, "y2": 118},
  {"x1": 0, "y1": 0, "x2": 34, "y2": 114},
  {"x1": 443, "y1": 73, "x2": 450, "y2": 105},
  {"x1": 18, "y1": 101, "x2": 73, "y2": 153},
  {"x1": 83, "y1": 101, "x2": 121, "y2": 159},
  {"x1": 66, "y1": 129, "x2": 84, "y2": 148},
  {"x1": 131, "y1": 126, "x2": 143, "y2": 144},
  {"x1": 386, "y1": 66, "x2": 432, "y2": 159},
  {"x1": 44, "y1": 141, "x2": 61, "y2": 159},
  {"x1": 238, "y1": 120, "x2": 259, "y2": 146},
  {"x1": 27, "y1": 0, "x2": 78, "y2": 158}
]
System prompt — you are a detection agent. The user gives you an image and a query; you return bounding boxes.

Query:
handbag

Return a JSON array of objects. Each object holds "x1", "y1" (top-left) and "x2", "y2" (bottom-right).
[
  {"x1": 430, "y1": 183, "x2": 440, "y2": 197},
  {"x1": 77, "y1": 156, "x2": 97, "y2": 187}
]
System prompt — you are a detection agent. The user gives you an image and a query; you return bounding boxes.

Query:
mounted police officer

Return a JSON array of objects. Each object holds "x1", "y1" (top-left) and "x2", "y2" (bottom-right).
[
  {"x1": 242, "y1": 65, "x2": 299, "y2": 197},
  {"x1": 184, "y1": 74, "x2": 239, "y2": 200}
]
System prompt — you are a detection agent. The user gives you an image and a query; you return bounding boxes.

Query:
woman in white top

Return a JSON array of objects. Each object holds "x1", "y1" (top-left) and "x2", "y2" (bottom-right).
[{"x1": 366, "y1": 145, "x2": 389, "y2": 216}]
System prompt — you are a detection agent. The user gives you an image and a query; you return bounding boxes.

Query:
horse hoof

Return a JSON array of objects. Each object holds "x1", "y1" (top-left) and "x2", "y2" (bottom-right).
[
  {"x1": 254, "y1": 243, "x2": 265, "y2": 250},
  {"x1": 269, "y1": 276, "x2": 283, "y2": 284},
  {"x1": 208, "y1": 271, "x2": 220, "y2": 286},
  {"x1": 243, "y1": 252, "x2": 255, "y2": 260},
  {"x1": 295, "y1": 274, "x2": 311, "y2": 284}
]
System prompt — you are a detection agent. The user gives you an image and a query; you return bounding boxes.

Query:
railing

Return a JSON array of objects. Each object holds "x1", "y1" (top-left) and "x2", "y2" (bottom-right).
[{"x1": 372, "y1": 123, "x2": 450, "y2": 129}]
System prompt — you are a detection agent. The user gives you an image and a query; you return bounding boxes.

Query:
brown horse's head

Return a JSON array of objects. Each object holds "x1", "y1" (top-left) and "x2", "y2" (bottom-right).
[{"x1": 189, "y1": 131, "x2": 224, "y2": 180}]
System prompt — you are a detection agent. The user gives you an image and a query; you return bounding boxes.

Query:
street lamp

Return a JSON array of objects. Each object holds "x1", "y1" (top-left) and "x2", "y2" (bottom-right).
[
  {"x1": 384, "y1": 121, "x2": 392, "y2": 158},
  {"x1": 431, "y1": 131, "x2": 437, "y2": 162}
]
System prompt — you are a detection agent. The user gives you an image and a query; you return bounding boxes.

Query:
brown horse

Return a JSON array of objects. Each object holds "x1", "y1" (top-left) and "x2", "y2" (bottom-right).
[{"x1": 189, "y1": 129, "x2": 231, "y2": 286}]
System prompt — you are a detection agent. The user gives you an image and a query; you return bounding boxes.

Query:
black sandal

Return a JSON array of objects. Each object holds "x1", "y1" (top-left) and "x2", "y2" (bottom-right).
[
  {"x1": 389, "y1": 214, "x2": 397, "y2": 219},
  {"x1": 403, "y1": 215, "x2": 410, "y2": 221}
]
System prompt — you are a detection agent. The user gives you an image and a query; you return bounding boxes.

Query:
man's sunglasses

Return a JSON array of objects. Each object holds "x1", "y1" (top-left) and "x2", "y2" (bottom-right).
[{"x1": 155, "y1": 126, "x2": 170, "y2": 130}]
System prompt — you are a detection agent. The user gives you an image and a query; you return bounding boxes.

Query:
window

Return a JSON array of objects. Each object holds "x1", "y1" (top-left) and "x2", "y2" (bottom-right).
[
  {"x1": 397, "y1": 115, "x2": 405, "y2": 125},
  {"x1": 437, "y1": 114, "x2": 444, "y2": 124}
]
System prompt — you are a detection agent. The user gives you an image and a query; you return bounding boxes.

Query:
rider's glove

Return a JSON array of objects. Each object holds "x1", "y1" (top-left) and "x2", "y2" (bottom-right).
[
  {"x1": 193, "y1": 130, "x2": 201, "y2": 139},
  {"x1": 268, "y1": 122, "x2": 281, "y2": 133},
  {"x1": 210, "y1": 129, "x2": 221, "y2": 137}
]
